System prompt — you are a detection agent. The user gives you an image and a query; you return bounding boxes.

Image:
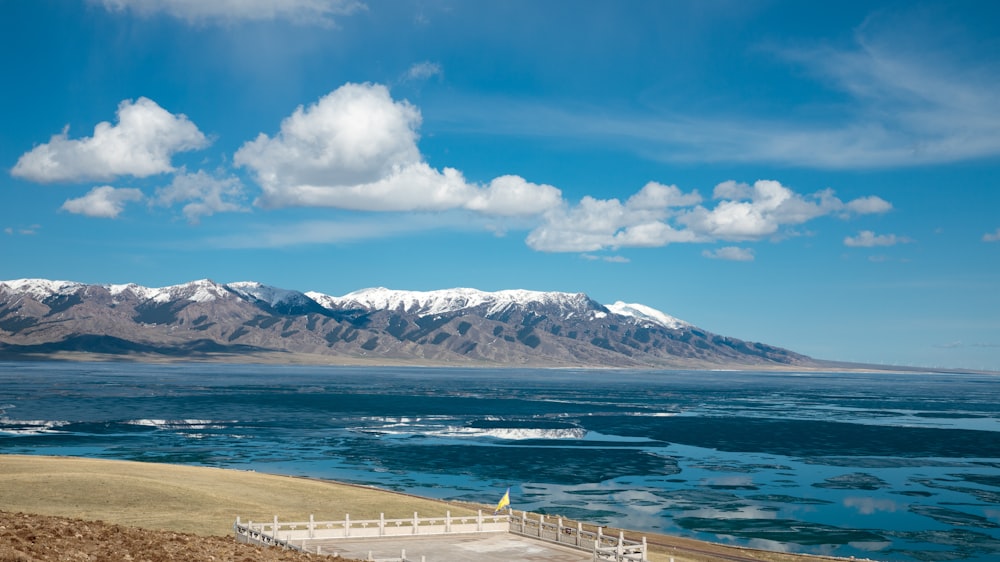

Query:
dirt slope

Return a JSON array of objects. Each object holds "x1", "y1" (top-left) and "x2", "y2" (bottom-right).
[{"x1": 0, "y1": 510, "x2": 354, "y2": 562}]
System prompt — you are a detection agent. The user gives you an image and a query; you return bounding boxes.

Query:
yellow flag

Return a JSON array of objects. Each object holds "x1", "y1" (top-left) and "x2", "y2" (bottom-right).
[{"x1": 494, "y1": 488, "x2": 510, "y2": 513}]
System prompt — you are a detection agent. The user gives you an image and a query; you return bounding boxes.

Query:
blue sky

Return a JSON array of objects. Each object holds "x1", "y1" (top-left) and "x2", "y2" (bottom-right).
[{"x1": 2, "y1": 0, "x2": 999, "y2": 370}]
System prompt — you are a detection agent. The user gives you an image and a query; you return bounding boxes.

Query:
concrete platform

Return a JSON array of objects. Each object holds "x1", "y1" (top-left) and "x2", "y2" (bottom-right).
[{"x1": 309, "y1": 532, "x2": 593, "y2": 561}]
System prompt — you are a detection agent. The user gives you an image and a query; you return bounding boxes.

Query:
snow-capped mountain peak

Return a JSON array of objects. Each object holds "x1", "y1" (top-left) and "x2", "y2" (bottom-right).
[
  {"x1": 314, "y1": 287, "x2": 600, "y2": 318},
  {"x1": 0, "y1": 278, "x2": 84, "y2": 299},
  {"x1": 606, "y1": 301, "x2": 688, "y2": 329},
  {"x1": 151, "y1": 279, "x2": 230, "y2": 303},
  {"x1": 107, "y1": 279, "x2": 231, "y2": 304},
  {"x1": 227, "y1": 281, "x2": 308, "y2": 307}
]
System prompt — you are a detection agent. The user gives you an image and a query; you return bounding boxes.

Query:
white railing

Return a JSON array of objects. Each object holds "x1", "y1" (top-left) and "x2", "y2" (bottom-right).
[
  {"x1": 235, "y1": 510, "x2": 507, "y2": 545},
  {"x1": 508, "y1": 512, "x2": 646, "y2": 562},
  {"x1": 235, "y1": 509, "x2": 646, "y2": 562}
]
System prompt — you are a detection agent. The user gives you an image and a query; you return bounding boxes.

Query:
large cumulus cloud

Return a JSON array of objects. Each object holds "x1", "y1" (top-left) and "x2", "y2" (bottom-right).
[
  {"x1": 235, "y1": 83, "x2": 562, "y2": 216},
  {"x1": 12, "y1": 97, "x2": 207, "y2": 183}
]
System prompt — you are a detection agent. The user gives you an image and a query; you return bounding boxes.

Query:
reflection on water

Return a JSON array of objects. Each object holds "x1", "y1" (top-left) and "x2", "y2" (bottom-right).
[{"x1": 1, "y1": 362, "x2": 999, "y2": 561}]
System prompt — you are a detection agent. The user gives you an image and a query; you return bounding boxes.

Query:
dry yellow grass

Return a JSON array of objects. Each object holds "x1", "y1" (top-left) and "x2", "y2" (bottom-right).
[{"x1": 0, "y1": 455, "x2": 477, "y2": 536}]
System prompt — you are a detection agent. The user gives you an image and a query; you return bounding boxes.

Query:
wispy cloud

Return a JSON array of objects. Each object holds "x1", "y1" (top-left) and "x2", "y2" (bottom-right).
[
  {"x1": 204, "y1": 213, "x2": 480, "y2": 249},
  {"x1": 154, "y1": 170, "x2": 248, "y2": 223},
  {"x1": 581, "y1": 254, "x2": 630, "y2": 264},
  {"x1": 983, "y1": 228, "x2": 1000, "y2": 242},
  {"x1": 435, "y1": 9, "x2": 1000, "y2": 170},
  {"x1": 4, "y1": 225, "x2": 40, "y2": 236},
  {"x1": 703, "y1": 246, "x2": 755, "y2": 262},
  {"x1": 402, "y1": 61, "x2": 443, "y2": 83},
  {"x1": 94, "y1": 0, "x2": 366, "y2": 26},
  {"x1": 844, "y1": 230, "x2": 912, "y2": 248},
  {"x1": 935, "y1": 341, "x2": 1000, "y2": 349}
]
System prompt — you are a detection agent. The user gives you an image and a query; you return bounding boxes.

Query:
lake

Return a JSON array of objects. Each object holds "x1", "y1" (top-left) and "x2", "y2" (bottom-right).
[{"x1": 1, "y1": 362, "x2": 998, "y2": 561}]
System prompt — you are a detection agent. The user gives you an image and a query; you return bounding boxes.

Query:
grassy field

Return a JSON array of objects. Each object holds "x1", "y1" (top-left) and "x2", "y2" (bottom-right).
[
  {"x1": 0, "y1": 455, "x2": 843, "y2": 562},
  {"x1": 0, "y1": 455, "x2": 478, "y2": 536}
]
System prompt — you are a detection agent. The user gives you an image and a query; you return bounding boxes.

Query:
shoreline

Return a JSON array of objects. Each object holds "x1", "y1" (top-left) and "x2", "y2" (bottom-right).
[
  {"x1": 3, "y1": 351, "x2": 991, "y2": 375},
  {"x1": 0, "y1": 454, "x2": 852, "y2": 562}
]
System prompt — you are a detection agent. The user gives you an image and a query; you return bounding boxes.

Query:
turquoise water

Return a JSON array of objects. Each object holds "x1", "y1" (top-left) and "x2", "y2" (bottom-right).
[{"x1": 1, "y1": 362, "x2": 998, "y2": 561}]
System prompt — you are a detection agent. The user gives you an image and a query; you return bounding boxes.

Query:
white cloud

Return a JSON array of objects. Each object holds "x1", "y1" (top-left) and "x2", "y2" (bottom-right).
[
  {"x1": 679, "y1": 180, "x2": 888, "y2": 242},
  {"x1": 526, "y1": 196, "x2": 629, "y2": 252},
  {"x1": 60, "y1": 186, "x2": 144, "y2": 218},
  {"x1": 466, "y1": 175, "x2": 563, "y2": 217},
  {"x1": 528, "y1": 179, "x2": 890, "y2": 253},
  {"x1": 155, "y1": 170, "x2": 247, "y2": 223},
  {"x1": 95, "y1": 0, "x2": 365, "y2": 26},
  {"x1": 12, "y1": 97, "x2": 207, "y2": 183},
  {"x1": 844, "y1": 230, "x2": 911, "y2": 247},
  {"x1": 703, "y1": 246, "x2": 755, "y2": 261},
  {"x1": 527, "y1": 184, "x2": 703, "y2": 252},
  {"x1": 983, "y1": 228, "x2": 1000, "y2": 242},
  {"x1": 846, "y1": 195, "x2": 893, "y2": 214},
  {"x1": 627, "y1": 182, "x2": 702, "y2": 209},
  {"x1": 236, "y1": 83, "x2": 422, "y2": 197},
  {"x1": 403, "y1": 61, "x2": 443, "y2": 82},
  {"x1": 236, "y1": 82, "x2": 563, "y2": 216}
]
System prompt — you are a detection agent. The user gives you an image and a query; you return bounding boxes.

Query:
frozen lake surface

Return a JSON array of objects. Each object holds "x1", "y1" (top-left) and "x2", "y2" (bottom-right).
[{"x1": 2, "y1": 362, "x2": 998, "y2": 561}]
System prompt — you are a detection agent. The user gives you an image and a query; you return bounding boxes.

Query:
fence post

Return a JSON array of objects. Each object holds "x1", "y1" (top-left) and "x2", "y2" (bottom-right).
[
  {"x1": 577, "y1": 522, "x2": 583, "y2": 547},
  {"x1": 273, "y1": 515, "x2": 278, "y2": 538},
  {"x1": 309, "y1": 514, "x2": 314, "y2": 539},
  {"x1": 401, "y1": 548, "x2": 406, "y2": 560},
  {"x1": 539, "y1": 514, "x2": 545, "y2": 538},
  {"x1": 380, "y1": 512, "x2": 385, "y2": 537},
  {"x1": 413, "y1": 511, "x2": 419, "y2": 535},
  {"x1": 556, "y1": 517, "x2": 562, "y2": 543},
  {"x1": 345, "y1": 513, "x2": 351, "y2": 537},
  {"x1": 446, "y1": 510, "x2": 451, "y2": 533},
  {"x1": 642, "y1": 536, "x2": 648, "y2": 562},
  {"x1": 618, "y1": 531, "x2": 625, "y2": 560}
]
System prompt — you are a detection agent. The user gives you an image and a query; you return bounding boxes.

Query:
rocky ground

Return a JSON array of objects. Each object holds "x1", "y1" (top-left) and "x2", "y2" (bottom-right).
[{"x1": 0, "y1": 511, "x2": 357, "y2": 562}]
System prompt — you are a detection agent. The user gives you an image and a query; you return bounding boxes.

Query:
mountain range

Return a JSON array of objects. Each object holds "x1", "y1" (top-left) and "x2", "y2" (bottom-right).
[{"x1": 0, "y1": 278, "x2": 817, "y2": 368}]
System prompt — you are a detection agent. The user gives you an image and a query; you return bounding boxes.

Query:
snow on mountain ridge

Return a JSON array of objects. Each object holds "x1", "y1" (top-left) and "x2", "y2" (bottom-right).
[
  {"x1": 107, "y1": 283, "x2": 159, "y2": 301},
  {"x1": 136, "y1": 279, "x2": 230, "y2": 303},
  {"x1": 0, "y1": 279, "x2": 687, "y2": 330},
  {"x1": 1, "y1": 279, "x2": 233, "y2": 304},
  {"x1": 606, "y1": 301, "x2": 688, "y2": 329},
  {"x1": 0, "y1": 279, "x2": 85, "y2": 299},
  {"x1": 227, "y1": 281, "x2": 307, "y2": 307},
  {"x1": 317, "y1": 287, "x2": 600, "y2": 318}
]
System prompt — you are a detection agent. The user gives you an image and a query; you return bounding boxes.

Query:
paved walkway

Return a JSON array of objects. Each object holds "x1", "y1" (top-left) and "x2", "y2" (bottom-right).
[{"x1": 308, "y1": 533, "x2": 593, "y2": 561}]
